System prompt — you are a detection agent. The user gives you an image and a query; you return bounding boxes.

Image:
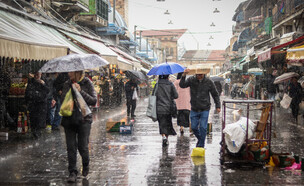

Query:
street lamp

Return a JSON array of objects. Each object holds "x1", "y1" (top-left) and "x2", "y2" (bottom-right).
[
  {"x1": 168, "y1": 20, "x2": 173, "y2": 24},
  {"x1": 213, "y1": 8, "x2": 220, "y2": 13},
  {"x1": 209, "y1": 36, "x2": 214, "y2": 39},
  {"x1": 207, "y1": 43, "x2": 211, "y2": 46},
  {"x1": 210, "y1": 22, "x2": 215, "y2": 27}
]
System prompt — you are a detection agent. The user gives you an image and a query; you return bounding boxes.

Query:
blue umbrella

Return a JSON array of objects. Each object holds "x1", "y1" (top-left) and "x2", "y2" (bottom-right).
[{"x1": 147, "y1": 62, "x2": 185, "y2": 75}]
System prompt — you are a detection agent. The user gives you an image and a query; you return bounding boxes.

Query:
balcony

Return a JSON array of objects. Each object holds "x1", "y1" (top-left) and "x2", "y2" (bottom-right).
[
  {"x1": 51, "y1": 0, "x2": 89, "y2": 21},
  {"x1": 75, "y1": 0, "x2": 109, "y2": 28}
]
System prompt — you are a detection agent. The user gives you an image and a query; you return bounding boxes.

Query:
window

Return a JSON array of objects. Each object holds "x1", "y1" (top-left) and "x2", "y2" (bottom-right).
[
  {"x1": 97, "y1": 0, "x2": 108, "y2": 20},
  {"x1": 170, "y1": 48, "x2": 174, "y2": 55}
]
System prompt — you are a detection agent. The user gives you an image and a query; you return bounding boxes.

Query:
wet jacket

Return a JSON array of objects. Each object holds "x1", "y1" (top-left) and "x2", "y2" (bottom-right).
[
  {"x1": 25, "y1": 78, "x2": 49, "y2": 122},
  {"x1": 61, "y1": 77, "x2": 97, "y2": 124},
  {"x1": 154, "y1": 79, "x2": 178, "y2": 114},
  {"x1": 179, "y1": 75, "x2": 220, "y2": 112},
  {"x1": 125, "y1": 81, "x2": 138, "y2": 100}
]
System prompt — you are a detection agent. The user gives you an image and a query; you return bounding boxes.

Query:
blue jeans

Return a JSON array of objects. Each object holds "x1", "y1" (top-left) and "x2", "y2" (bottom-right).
[
  {"x1": 52, "y1": 100, "x2": 62, "y2": 128},
  {"x1": 47, "y1": 99, "x2": 55, "y2": 126},
  {"x1": 190, "y1": 110, "x2": 209, "y2": 148}
]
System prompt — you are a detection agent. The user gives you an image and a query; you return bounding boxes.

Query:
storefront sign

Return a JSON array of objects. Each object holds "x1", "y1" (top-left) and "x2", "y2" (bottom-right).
[{"x1": 258, "y1": 48, "x2": 271, "y2": 63}]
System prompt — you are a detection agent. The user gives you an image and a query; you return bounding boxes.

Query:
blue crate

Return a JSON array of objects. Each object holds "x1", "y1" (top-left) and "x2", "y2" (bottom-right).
[{"x1": 119, "y1": 124, "x2": 133, "y2": 134}]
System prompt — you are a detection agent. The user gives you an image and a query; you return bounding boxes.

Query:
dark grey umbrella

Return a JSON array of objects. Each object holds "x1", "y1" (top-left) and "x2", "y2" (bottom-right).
[
  {"x1": 124, "y1": 70, "x2": 147, "y2": 82},
  {"x1": 210, "y1": 76, "x2": 224, "y2": 82},
  {"x1": 39, "y1": 54, "x2": 109, "y2": 73}
]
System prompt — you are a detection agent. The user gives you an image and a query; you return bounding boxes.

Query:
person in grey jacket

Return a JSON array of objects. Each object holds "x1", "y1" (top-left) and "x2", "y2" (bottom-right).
[
  {"x1": 179, "y1": 69, "x2": 221, "y2": 148},
  {"x1": 154, "y1": 75, "x2": 178, "y2": 147},
  {"x1": 60, "y1": 71, "x2": 97, "y2": 183}
]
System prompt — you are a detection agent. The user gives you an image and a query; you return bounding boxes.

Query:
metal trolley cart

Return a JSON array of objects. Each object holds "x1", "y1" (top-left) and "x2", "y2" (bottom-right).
[{"x1": 220, "y1": 99, "x2": 274, "y2": 166}]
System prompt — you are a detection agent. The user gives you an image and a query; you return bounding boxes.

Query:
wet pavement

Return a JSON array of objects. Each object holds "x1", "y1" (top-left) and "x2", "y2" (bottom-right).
[{"x1": 0, "y1": 96, "x2": 304, "y2": 185}]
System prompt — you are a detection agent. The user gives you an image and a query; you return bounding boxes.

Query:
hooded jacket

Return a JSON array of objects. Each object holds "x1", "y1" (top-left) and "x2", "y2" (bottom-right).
[{"x1": 179, "y1": 75, "x2": 220, "y2": 112}]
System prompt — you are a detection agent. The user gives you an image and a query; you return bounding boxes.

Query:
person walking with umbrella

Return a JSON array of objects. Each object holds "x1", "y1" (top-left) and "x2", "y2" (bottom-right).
[
  {"x1": 154, "y1": 75, "x2": 178, "y2": 147},
  {"x1": 125, "y1": 78, "x2": 138, "y2": 118},
  {"x1": 179, "y1": 68, "x2": 221, "y2": 148},
  {"x1": 174, "y1": 72, "x2": 191, "y2": 134},
  {"x1": 39, "y1": 54, "x2": 107, "y2": 183},
  {"x1": 60, "y1": 70, "x2": 97, "y2": 182}
]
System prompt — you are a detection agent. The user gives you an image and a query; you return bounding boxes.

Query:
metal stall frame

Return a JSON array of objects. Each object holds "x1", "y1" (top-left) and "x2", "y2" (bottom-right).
[{"x1": 220, "y1": 99, "x2": 274, "y2": 166}]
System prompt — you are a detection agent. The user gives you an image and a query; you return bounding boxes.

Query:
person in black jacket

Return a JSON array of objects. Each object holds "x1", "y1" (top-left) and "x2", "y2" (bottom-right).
[
  {"x1": 125, "y1": 79, "x2": 138, "y2": 118},
  {"x1": 154, "y1": 75, "x2": 178, "y2": 147},
  {"x1": 289, "y1": 77, "x2": 303, "y2": 123},
  {"x1": 60, "y1": 71, "x2": 97, "y2": 183},
  {"x1": 180, "y1": 69, "x2": 221, "y2": 148},
  {"x1": 25, "y1": 72, "x2": 49, "y2": 139}
]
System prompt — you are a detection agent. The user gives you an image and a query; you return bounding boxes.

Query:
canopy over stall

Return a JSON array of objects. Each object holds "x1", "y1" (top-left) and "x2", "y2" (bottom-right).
[{"x1": 0, "y1": 9, "x2": 88, "y2": 59}]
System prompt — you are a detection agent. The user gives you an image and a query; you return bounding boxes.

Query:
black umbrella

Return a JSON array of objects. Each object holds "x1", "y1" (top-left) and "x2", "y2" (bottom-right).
[
  {"x1": 210, "y1": 76, "x2": 224, "y2": 82},
  {"x1": 124, "y1": 70, "x2": 147, "y2": 82}
]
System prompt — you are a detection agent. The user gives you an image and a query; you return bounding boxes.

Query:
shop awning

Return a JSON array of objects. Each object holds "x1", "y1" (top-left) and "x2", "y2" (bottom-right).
[
  {"x1": 117, "y1": 56, "x2": 132, "y2": 70},
  {"x1": 60, "y1": 30, "x2": 118, "y2": 64},
  {"x1": 108, "y1": 45, "x2": 142, "y2": 70},
  {"x1": 0, "y1": 9, "x2": 72, "y2": 60},
  {"x1": 257, "y1": 48, "x2": 271, "y2": 63},
  {"x1": 286, "y1": 45, "x2": 304, "y2": 66}
]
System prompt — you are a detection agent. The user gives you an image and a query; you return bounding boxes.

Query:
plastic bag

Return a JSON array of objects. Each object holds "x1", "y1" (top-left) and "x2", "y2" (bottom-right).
[
  {"x1": 59, "y1": 89, "x2": 74, "y2": 117},
  {"x1": 72, "y1": 84, "x2": 92, "y2": 117},
  {"x1": 280, "y1": 93, "x2": 292, "y2": 109},
  {"x1": 132, "y1": 89, "x2": 138, "y2": 100},
  {"x1": 191, "y1": 147, "x2": 205, "y2": 157},
  {"x1": 223, "y1": 117, "x2": 256, "y2": 153}
]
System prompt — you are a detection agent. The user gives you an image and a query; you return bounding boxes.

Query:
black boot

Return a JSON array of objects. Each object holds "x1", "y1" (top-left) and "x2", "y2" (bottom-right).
[{"x1": 67, "y1": 172, "x2": 77, "y2": 183}]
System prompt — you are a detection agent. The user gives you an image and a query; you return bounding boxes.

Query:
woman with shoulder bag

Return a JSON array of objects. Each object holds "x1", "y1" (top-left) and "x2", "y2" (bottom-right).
[
  {"x1": 60, "y1": 71, "x2": 97, "y2": 183},
  {"x1": 154, "y1": 75, "x2": 178, "y2": 147}
]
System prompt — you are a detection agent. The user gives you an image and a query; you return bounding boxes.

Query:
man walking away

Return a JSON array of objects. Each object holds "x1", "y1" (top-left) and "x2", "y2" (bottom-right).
[
  {"x1": 125, "y1": 79, "x2": 138, "y2": 118},
  {"x1": 179, "y1": 68, "x2": 221, "y2": 148}
]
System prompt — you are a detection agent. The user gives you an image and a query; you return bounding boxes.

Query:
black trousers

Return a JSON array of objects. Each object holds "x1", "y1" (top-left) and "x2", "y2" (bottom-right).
[
  {"x1": 63, "y1": 120, "x2": 91, "y2": 174},
  {"x1": 126, "y1": 98, "x2": 136, "y2": 116}
]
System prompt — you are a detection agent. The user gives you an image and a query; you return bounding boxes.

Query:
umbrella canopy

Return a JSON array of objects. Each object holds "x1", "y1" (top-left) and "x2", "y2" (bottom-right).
[
  {"x1": 274, "y1": 72, "x2": 300, "y2": 84},
  {"x1": 39, "y1": 54, "x2": 109, "y2": 73},
  {"x1": 147, "y1": 62, "x2": 185, "y2": 75},
  {"x1": 210, "y1": 76, "x2": 225, "y2": 82},
  {"x1": 124, "y1": 70, "x2": 147, "y2": 82}
]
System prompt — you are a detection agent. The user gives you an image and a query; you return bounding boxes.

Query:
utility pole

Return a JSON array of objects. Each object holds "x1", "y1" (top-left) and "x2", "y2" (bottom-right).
[
  {"x1": 139, "y1": 31, "x2": 142, "y2": 51},
  {"x1": 146, "y1": 38, "x2": 149, "y2": 56},
  {"x1": 134, "y1": 25, "x2": 137, "y2": 54}
]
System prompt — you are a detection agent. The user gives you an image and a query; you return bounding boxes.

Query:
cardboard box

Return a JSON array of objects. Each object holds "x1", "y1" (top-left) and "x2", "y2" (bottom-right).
[{"x1": 106, "y1": 122, "x2": 121, "y2": 132}]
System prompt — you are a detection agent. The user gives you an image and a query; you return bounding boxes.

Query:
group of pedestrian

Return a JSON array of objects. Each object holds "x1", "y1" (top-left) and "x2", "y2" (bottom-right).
[{"x1": 152, "y1": 69, "x2": 221, "y2": 148}]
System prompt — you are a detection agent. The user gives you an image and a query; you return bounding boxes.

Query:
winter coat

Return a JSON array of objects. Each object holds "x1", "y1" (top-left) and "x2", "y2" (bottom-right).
[
  {"x1": 125, "y1": 81, "x2": 138, "y2": 100},
  {"x1": 53, "y1": 73, "x2": 69, "y2": 101},
  {"x1": 61, "y1": 77, "x2": 97, "y2": 125},
  {"x1": 154, "y1": 79, "x2": 178, "y2": 114},
  {"x1": 179, "y1": 75, "x2": 220, "y2": 112},
  {"x1": 25, "y1": 78, "x2": 49, "y2": 117},
  {"x1": 289, "y1": 82, "x2": 303, "y2": 105},
  {"x1": 174, "y1": 79, "x2": 191, "y2": 110}
]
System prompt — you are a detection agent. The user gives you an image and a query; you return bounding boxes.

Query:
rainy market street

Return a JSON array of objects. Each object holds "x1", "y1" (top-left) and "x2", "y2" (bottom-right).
[{"x1": 0, "y1": 96, "x2": 304, "y2": 185}]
